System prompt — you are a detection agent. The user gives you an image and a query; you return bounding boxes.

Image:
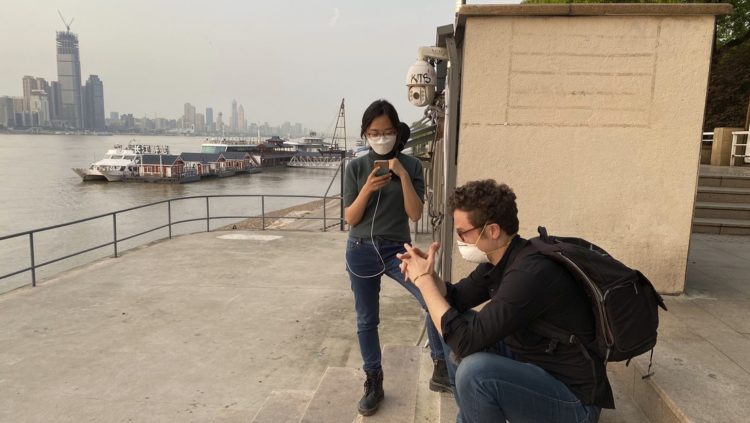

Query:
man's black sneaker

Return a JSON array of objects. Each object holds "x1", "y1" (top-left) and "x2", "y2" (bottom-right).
[
  {"x1": 429, "y1": 358, "x2": 452, "y2": 393},
  {"x1": 358, "y1": 368, "x2": 384, "y2": 416}
]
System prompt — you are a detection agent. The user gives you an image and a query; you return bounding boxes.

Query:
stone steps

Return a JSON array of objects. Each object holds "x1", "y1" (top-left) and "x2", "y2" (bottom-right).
[
  {"x1": 693, "y1": 202, "x2": 750, "y2": 220},
  {"x1": 695, "y1": 186, "x2": 750, "y2": 203},
  {"x1": 698, "y1": 174, "x2": 750, "y2": 189},
  {"x1": 299, "y1": 367, "x2": 362, "y2": 423},
  {"x1": 693, "y1": 170, "x2": 750, "y2": 234},
  {"x1": 692, "y1": 217, "x2": 750, "y2": 235},
  {"x1": 352, "y1": 345, "x2": 421, "y2": 423},
  {"x1": 252, "y1": 341, "x2": 654, "y2": 423}
]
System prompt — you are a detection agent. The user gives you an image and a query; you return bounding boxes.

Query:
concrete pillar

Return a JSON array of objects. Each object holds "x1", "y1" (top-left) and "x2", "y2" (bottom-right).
[{"x1": 453, "y1": 4, "x2": 732, "y2": 294}]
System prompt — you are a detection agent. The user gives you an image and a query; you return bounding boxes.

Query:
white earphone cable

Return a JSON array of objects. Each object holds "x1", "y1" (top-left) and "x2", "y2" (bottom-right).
[{"x1": 345, "y1": 188, "x2": 387, "y2": 279}]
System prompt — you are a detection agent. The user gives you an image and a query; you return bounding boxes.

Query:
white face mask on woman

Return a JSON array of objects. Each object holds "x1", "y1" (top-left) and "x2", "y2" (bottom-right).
[{"x1": 367, "y1": 135, "x2": 397, "y2": 155}]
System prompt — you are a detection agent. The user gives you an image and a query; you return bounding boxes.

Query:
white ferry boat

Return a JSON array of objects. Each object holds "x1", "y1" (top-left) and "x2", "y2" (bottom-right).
[
  {"x1": 72, "y1": 142, "x2": 170, "y2": 182},
  {"x1": 285, "y1": 132, "x2": 328, "y2": 152}
]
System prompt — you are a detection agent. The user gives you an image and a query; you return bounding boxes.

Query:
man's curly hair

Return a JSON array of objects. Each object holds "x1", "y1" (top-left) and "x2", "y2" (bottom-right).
[{"x1": 448, "y1": 180, "x2": 519, "y2": 234}]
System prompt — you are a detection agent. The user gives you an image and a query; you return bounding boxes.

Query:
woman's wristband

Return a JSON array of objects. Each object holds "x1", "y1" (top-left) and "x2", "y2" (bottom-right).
[{"x1": 412, "y1": 271, "x2": 432, "y2": 284}]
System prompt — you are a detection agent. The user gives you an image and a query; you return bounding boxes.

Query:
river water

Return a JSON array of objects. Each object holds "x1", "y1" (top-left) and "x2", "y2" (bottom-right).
[{"x1": 0, "y1": 134, "x2": 343, "y2": 292}]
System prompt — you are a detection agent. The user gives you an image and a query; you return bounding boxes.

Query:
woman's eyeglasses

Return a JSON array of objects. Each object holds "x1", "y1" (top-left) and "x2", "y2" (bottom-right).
[{"x1": 366, "y1": 128, "x2": 397, "y2": 138}]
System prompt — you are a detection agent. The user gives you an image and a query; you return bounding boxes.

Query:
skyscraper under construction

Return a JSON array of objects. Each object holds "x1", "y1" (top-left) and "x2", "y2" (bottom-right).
[{"x1": 56, "y1": 30, "x2": 83, "y2": 129}]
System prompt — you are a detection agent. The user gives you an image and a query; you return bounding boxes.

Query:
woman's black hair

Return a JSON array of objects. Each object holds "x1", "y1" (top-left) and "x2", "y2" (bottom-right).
[
  {"x1": 397, "y1": 122, "x2": 410, "y2": 152},
  {"x1": 360, "y1": 99, "x2": 400, "y2": 138}
]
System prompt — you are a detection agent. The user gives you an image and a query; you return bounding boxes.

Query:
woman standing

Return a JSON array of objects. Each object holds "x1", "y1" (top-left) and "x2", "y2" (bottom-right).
[{"x1": 344, "y1": 99, "x2": 448, "y2": 416}]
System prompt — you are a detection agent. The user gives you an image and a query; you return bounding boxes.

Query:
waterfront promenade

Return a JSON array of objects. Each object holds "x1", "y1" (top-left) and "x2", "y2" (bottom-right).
[
  {"x1": 1, "y1": 217, "x2": 749, "y2": 421},
  {"x1": 0, "y1": 228, "x2": 426, "y2": 422}
]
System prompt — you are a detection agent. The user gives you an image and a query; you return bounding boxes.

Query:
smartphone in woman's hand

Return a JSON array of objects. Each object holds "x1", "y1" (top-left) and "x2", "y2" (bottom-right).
[{"x1": 374, "y1": 160, "x2": 390, "y2": 176}]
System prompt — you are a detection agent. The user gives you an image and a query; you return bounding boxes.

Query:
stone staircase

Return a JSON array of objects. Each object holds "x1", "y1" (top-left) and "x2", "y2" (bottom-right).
[
  {"x1": 693, "y1": 166, "x2": 750, "y2": 235},
  {"x1": 249, "y1": 344, "x2": 648, "y2": 423}
]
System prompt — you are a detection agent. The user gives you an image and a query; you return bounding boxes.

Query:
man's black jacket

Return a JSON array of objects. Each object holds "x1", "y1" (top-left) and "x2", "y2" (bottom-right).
[{"x1": 441, "y1": 235, "x2": 615, "y2": 408}]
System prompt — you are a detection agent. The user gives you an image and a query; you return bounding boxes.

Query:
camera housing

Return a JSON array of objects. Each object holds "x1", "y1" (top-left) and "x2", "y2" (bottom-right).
[
  {"x1": 405, "y1": 47, "x2": 448, "y2": 108},
  {"x1": 405, "y1": 59, "x2": 436, "y2": 107}
]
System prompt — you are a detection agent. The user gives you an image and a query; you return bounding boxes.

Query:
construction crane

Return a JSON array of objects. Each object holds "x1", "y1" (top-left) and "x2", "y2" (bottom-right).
[{"x1": 57, "y1": 10, "x2": 74, "y2": 32}]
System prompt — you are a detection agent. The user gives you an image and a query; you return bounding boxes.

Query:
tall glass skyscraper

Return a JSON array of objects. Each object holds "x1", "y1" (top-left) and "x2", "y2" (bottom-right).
[
  {"x1": 205, "y1": 107, "x2": 214, "y2": 132},
  {"x1": 56, "y1": 31, "x2": 83, "y2": 129},
  {"x1": 83, "y1": 75, "x2": 105, "y2": 131}
]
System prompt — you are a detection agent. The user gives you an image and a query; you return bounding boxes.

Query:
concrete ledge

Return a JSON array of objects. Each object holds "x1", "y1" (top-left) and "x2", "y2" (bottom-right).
[
  {"x1": 617, "y1": 293, "x2": 750, "y2": 422},
  {"x1": 458, "y1": 4, "x2": 734, "y2": 18}
]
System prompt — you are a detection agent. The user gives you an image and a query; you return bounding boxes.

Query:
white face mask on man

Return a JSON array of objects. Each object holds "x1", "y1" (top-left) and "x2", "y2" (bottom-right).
[
  {"x1": 456, "y1": 223, "x2": 514, "y2": 264},
  {"x1": 367, "y1": 135, "x2": 397, "y2": 155},
  {"x1": 456, "y1": 223, "x2": 490, "y2": 263},
  {"x1": 457, "y1": 240, "x2": 490, "y2": 263}
]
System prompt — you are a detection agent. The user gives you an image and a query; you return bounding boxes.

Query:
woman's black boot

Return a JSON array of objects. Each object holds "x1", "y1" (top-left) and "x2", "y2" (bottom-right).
[{"x1": 358, "y1": 368, "x2": 384, "y2": 416}]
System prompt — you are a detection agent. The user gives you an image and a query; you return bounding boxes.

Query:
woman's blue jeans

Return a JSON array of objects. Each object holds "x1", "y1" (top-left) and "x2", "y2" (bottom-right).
[
  {"x1": 346, "y1": 236, "x2": 445, "y2": 371},
  {"x1": 442, "y1": 312, "x2": 601, "y2": 423}
]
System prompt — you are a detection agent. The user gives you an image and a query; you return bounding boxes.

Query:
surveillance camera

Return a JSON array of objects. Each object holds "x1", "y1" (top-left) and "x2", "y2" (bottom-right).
[
  {"x1": 408, "y1": 85, "x2": 434, "y2": 108},
  {"x1": 406, "y1": 59, "x2": 436, "y2": 107}
]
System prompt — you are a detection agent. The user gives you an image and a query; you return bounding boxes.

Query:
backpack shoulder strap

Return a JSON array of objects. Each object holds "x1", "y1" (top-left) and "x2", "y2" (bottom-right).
[
  {"x1": 501, "y1": 237, "x2": 537, "y2": 275},
  {"x1": 527, "y1": 319, "x2": 578, "y2": 347}
]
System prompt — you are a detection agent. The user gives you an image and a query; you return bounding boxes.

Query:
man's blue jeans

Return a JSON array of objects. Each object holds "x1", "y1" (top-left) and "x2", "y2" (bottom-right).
[
  {"x1": 346, "y1": 236, "x2": 445, "y2": 371},
  {"x1": 442, "y1": 312, "x2": 600, "y2": 423}
]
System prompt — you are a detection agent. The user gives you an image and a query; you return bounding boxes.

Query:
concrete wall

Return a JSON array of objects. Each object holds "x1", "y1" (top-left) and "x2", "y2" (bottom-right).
[{"x1": 453, "y1": 6, "x2": 725, "y2": 293}]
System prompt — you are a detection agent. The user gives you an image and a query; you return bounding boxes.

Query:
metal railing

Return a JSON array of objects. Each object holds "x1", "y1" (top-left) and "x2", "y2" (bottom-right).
[{"x1": 0, "y1": 194, "x2": 345, "y2": 289}]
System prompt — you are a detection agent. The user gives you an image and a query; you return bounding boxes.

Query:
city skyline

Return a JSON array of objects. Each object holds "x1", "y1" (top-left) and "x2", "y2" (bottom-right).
[{"x1": 0, "y1": 1, "x2": 520, "y2": 131}]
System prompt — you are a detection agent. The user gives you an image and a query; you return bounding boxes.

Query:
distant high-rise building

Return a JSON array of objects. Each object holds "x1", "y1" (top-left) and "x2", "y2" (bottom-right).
[
  {"x1": 28, "y1": 90, "x2": 50, "y2": 126},
  {"x1": 195, "y1": 113, "x2": 205, "y2": 132},
  {"x1": 217, "y1": 112, "x2": 224, "y2": 133},
  {"x1": 0, "y1": 96, "x2": 14, "y2": 128},
  {"x1": 110, "y1": 112, "x2": 119, "y2": 121},
  {"x1": 48, "y1": 81, "x2": 62, "y2": 124},
  {"x1": 238, "y1": 105, "x2": 246, "y2": 133},
  {"x1": 154, "y1": 117, "x2": 171, "y2": 131},
  {"x1": 230, "y1": 99, "x2": 238, "y2": 132},
  {"x1": 205, "y1": 107, "x2": 214, "y2": 132},
  {"x1": 22, "y1": 76, "x2": 46, "y2": 111},
  {"x1": 82, "y1": 75, "x2": 105, "y2": 131},
  {"x1": 183, "y1": 103, "x2": 196, "y2": 129},
  {"x1": 12, "y1": 97, "x2": 25, "y2": 127},
  {"x1": 56, "y1": 30, "x2": 83, "y2": 129},
  {"x1": 120, "y1": 114, "x2": 135, "y2": 130},
  {"x1": 21, "y1": 76, "x2": 50, "y2": 126}
]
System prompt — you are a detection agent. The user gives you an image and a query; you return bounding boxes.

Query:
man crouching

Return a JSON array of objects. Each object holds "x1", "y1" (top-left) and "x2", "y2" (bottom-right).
[{"x1": 398, "y1": 180, "x2": 612, "y2": 423}]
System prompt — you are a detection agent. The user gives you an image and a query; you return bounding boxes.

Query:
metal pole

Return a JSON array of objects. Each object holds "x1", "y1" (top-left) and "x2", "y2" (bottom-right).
[
  {"x1": 113, "y1": 213, "x2": 118, "y2": 258},
  {"x1": 323, "y1": 196, "x2": 327, "y2": 232},
  {"x1": 261, "y1": 196, "x2": 265, "y2": 230},
  {"x1": 340, "y1": 152, "x2": 345, "y2": 231},
  {"x1": 205, "y1": 197, "x2": 210, "y2": 232},
  {"x1": 168, "y1": 200, "x2": 172, "y2": 239},
  {"x1": 29, "y1": 233, "x2": 36, "y2": 287},
  {"x1": 441, "y1": 36, "x2": 462, "y2": 281}
]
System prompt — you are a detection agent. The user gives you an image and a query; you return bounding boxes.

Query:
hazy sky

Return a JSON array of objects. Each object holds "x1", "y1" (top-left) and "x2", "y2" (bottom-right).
[{"x1": 1, "y1": 0, "x2": 518, "y2": 135}]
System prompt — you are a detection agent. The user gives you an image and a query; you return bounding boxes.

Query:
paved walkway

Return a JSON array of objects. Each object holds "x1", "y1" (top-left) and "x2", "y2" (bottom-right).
[
  {"x1": 1, "y1": 227, "x2": 749, "y2": 422},
  {"x1": 0, "y1": 230, "x2": 424, "y2": 422}
]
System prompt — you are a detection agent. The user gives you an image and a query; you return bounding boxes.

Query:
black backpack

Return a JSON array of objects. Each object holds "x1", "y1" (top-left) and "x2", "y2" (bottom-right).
[{"x1": 514, "y1": 227, "x2": 667, "y2": 375}]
